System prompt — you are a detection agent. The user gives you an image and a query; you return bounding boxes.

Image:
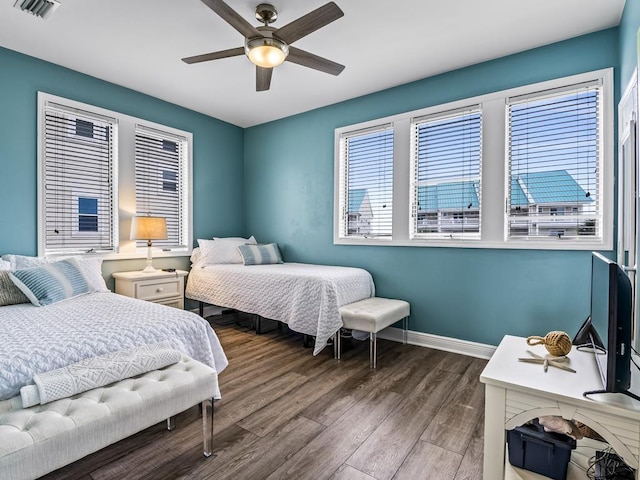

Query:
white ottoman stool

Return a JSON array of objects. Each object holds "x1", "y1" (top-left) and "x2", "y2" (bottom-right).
[{"x1": 336, "y1": 297, "x2": 410, "y2": 368}]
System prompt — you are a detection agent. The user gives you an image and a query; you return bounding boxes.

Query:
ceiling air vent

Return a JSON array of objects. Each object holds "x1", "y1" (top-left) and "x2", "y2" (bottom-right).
[{"x1": 14, "y1": 0, "x2": 60, "y2": 19}]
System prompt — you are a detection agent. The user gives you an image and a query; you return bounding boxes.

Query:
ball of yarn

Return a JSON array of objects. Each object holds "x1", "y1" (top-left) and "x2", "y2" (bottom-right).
[{"x1": 526, "y1": 331, "x2": 572, "y2": 356}]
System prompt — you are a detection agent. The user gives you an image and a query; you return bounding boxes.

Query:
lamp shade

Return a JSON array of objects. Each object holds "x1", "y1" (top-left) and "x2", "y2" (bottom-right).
[{"x1": 130, "y1": 216, "x2": 167, "y2": 241}]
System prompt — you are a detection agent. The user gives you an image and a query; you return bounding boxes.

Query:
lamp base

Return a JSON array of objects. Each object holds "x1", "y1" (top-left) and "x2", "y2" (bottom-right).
[
  {"x1": 141, "y1": 243, "x2": 157, "y2": 273},
  {"x1": 141, "y1": 264, "x2": 158, "y2": 273}
]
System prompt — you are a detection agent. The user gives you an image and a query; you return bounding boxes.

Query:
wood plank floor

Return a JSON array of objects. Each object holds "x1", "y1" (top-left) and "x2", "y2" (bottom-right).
[{"x1": 41, "y1": 314, "x2": 487, "y2": 480}]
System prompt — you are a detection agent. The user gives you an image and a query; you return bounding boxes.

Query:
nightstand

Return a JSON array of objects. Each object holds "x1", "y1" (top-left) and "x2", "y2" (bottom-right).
[{"x1": 113, "y1": 270, "x2": 188, "y2": 309}]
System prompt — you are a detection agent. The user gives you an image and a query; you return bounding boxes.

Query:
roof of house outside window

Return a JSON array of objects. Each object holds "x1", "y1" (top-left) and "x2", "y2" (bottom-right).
[
  {"x1": 417, "y1": 181, "x2": 480, "y2": 211},
  {"x1": 415, "y1": 170, "x2": 592, "y2": 212},
  {"x1": 510, "y1": 170, "x2": 593, "y2": 207},
  {"x1": 348, "y1": 189, "x2": 368, "y2": 213}
]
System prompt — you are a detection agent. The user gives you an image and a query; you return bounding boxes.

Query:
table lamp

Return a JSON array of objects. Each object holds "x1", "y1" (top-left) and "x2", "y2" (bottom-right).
[{"x1": 130, "y1": 216, "x2": 167, "y2": 273}]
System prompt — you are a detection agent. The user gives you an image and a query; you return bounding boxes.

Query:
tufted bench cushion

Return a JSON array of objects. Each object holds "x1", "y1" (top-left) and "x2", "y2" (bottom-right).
[{"x1": 0, "y1": 355, "x2": 218, "y2": 480}]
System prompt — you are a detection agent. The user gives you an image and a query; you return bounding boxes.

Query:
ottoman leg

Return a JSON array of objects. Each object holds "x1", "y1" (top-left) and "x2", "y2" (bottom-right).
[
  {"x1": 167, "y1": 417, "x2": 176, "y2": 431},
  {"x1": 370, "y1": 332, "x2": 377, "y2": 369},
  {"x1": 403, "y1": 316, "x2": 408, "y2": 345},
  {"x1": 202, "y1": 398, "x2": 214, "y2": 457}
]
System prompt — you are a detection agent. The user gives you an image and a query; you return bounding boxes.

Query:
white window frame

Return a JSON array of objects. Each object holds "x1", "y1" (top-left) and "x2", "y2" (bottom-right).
[
  {"x1": 336, "y1": 123, "x2": 395, "y2": 241},
  {"x1": 134, "y1": 124, "x2": 190, "y2": 250},
  {"x1": 333, "y1": 68, "x2": 613, "y2": 250},
  {"x1": 38, "y1": 92, "x2": 193, "y2": 259},
  {"x1": 409, "y1": 105, "x2": 483, "y2": 241}
]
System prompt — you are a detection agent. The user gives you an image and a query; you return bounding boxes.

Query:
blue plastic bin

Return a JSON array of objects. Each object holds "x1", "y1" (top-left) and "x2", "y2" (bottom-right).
[{"x1": 507, "y1": 419, "x2": 576, "y2": 480}]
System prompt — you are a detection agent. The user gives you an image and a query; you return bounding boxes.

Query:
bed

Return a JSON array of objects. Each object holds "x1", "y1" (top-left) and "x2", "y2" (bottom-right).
[
  {"x1": 0, "y1": 291, "x2": 228, "y2": 401},
  {"x1": 0, "y1": 254, "x2": 229, "y2": 479},
  {"x1": 186, "y1": 260, "x2": 375, "y2": 355}
]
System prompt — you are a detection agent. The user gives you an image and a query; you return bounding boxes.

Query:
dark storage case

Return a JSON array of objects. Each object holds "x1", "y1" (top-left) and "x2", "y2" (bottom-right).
[{"x1": 507, "y1": 419, "x2": 577, "y2": 480}]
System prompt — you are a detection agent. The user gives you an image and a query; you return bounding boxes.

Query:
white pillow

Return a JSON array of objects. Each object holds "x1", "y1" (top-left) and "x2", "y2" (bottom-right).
[
  {"x1": 198, "y1": 236, "x2": 257, "y2": 265},
  {"x1": 213, "y1": 236, "x2": 257, "y2": 242},
  {"x1": 0, "y1": 259, "x2": 11, "y2": 271},
  {"x1": 2, "y1": 254, "x2": 53, "y2": 270},
  {"x1": 0, "y1": 254, "x2": 108, "y2": 292},
  {"x1": 73, "y1": 257, "x2": 109, "y2": 292},
  {"x1": 190, "y1": 247, "x2": 201, "y2": 266}
]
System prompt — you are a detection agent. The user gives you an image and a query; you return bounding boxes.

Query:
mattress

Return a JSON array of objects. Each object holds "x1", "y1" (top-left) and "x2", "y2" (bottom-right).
[
  {"x1": 0, "y1": 292, "x2": 228, "y2": 401},
  {"x1": 186, "y1": 262, "x2": 375, "y2": 354}
]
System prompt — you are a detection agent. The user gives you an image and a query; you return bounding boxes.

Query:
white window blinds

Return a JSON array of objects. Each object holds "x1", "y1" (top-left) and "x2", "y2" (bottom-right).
[
  {"x1": 507, "y1": 82, "x2": 601, "y2": 240},
  {"x1": 338, "y1": 125, "x2": 394, "y2": 238},
  {"x1": 134, "y1": 125, "x2": 187, "y2": 249},
  {"x1": 42, "y1": 103, "x2": 117, "y2": 254},
  {"x1": 411, "y1": 107, "x2": 482, "y2": 239}
]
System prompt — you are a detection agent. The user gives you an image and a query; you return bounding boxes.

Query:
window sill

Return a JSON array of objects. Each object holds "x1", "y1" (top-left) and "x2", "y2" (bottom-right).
[
  {"x1": 45, "y1": 249, "x2": 192, "y2": 261},
  {"x1": 334, "y1": 237, "x2": 612, "y2": 251}
]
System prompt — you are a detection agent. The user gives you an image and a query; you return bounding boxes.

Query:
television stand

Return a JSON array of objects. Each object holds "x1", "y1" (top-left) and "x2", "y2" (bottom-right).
[{"x1": 481, "y1": 335, "x2": 640, "y2": 480}]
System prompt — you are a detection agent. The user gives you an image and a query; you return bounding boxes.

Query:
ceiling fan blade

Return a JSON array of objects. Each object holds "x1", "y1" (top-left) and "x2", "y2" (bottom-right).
[
  {"x1": 201, "y1": 0, "x2": 261, "y2": 39},
  {"x1": 274, "y1": 2, "x2": 344, "y2": 45},
  {"x1": 256, "y1": 66, "x2": 273, "y2": 91},
  {"x1": 182, "y1": 46, "x2": 245, "y2": 64},
  {"x1": 286, "y1": 46, "x2": 345, "y2": 76}
]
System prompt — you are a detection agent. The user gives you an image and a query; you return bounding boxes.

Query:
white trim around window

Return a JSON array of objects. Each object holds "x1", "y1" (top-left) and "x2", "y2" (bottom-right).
[
  {"x1": 37, "y1": 92, "x2": 193, "y2": 260},
  {"x1": 333, "y1": 68, "x2": 614, "y2": 250}
]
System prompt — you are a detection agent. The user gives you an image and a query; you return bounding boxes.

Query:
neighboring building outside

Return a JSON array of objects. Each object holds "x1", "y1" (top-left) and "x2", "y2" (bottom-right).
[
  {"x1": 415, "y1": 170, "x2": 594, "y2": 237},
  {"x1": 348, "y1": 189, "x2": 373, "y2": 235}
]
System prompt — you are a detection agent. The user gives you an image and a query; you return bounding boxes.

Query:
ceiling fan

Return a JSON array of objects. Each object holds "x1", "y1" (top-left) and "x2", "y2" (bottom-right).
[{"x1": 182, "y1": 0, "x2": 345, "y2": 92}]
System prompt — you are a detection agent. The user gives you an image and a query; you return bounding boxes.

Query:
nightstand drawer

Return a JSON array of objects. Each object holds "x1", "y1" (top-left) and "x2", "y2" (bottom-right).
[{"x1": 135, "y1": 279, "x2": 181, "y2": 301}]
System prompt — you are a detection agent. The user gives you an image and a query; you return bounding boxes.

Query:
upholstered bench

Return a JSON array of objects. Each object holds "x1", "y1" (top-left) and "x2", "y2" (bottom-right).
[
  {"x1": 0, "y1": 355, "x2": 218, "y2": 480},
  {"x1": 336, "y1": 297, "x2": 410, "y2": 368}
]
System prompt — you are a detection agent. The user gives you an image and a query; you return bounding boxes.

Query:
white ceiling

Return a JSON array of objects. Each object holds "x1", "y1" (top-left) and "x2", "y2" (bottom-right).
[{"x1": 0, "y1": 0, "x2": 626, "y2": 128}]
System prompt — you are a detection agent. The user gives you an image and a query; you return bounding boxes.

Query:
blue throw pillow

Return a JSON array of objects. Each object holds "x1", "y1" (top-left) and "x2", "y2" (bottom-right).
[
  {"x1": 9, "y1": 258, "x2": 91, "y2": 306},
  {"x1": 237, "y1": 243, "x2": 283, "y2": 265}
]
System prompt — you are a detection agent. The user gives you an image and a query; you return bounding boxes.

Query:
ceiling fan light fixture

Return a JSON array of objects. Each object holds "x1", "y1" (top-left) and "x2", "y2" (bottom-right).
[{"x1": 245, "y1": 37, "x2": 288, "y2": 68}]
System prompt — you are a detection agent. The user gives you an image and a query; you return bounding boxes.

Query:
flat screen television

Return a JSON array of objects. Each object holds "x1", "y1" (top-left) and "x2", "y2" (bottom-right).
[{"x1": 577, "y1": 252, "x2": 639, "y2": 401}]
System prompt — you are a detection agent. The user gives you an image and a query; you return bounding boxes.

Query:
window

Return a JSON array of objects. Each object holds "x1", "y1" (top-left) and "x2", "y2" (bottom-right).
[
  {"x1": 337, "y1": 125, "x2": 393, "y2": 239},
  {"x1": 411, "y1": 107, "x2": 482, "y2": 239},
  {"x1": 134, "y1": 126, "x2": 188, "y2": 249},
  {"x1": 78, "y1": 197, "x2": 99, "y2": 232},
  {"x1": 506, "y1": 81, "x2": 602, "y2": 242},
  {"x1": 334, "y1": 68, "x2": 613, "y2": 250},
  {"x1": 38, "y1": 93, "x2": 193, "y2": 258},
  {"x1": 41, "y1": 103, "x2": 116, "y2": 254}
]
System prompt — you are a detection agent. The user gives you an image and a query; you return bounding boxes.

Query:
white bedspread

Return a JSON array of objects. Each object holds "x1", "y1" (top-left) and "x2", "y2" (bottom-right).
[
  {"x1": 0, "y1": 292, "x2": 228, "y2": 401},
  {"x1": 186, "y1": 263, "x2": 375, "y2": 355}
]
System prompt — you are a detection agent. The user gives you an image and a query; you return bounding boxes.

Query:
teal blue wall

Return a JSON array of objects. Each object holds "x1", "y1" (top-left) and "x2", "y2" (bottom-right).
[
  {"x1": 244, "y1": 29, "x2": 620, "y2": 347},
  {"x1": 619, "y1": 0, "x2": 640, "y2": 88},
  {"x1": 0, "y1": 47, "x2": 245, "y2": 281}
]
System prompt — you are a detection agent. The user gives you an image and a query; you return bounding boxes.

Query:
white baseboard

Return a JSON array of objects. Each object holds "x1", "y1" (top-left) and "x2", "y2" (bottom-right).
[
  {"x1": 377, "y1": 327, "x2": 496, "y2": 360},
  {"x1": 193, "y1": 306, "x2": 496, "y2": 360}
]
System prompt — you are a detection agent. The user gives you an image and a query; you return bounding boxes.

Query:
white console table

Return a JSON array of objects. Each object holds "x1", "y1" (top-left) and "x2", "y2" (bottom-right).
[{"x1": 480, "y1": 335, "x2": 640, "y2": 479}]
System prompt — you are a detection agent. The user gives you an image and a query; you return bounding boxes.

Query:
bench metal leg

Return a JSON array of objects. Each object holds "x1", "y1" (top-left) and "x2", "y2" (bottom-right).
[
  {"x1": 370, "y1": 332, "x2": 377, "y2": 369},
  {"x1": 166, "y1": 416, "x2": 176, "y2": 431},
  {"x1": 199, "y1": 301, "x2": 204, "y2": 317},
  {"x1": 335, "y1": 330, "x2": 341, "y2": 360},
  {"x1": 202, "y1": 398, "x2": 214, "y2": 457},
  {"x1": 403, "y1": 316, "x2": 408, "y2": 345}
]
